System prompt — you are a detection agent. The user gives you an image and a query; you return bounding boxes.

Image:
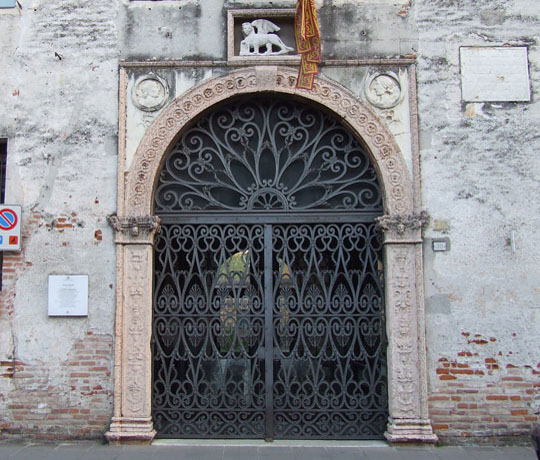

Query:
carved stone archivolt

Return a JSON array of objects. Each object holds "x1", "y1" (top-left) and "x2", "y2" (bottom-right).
[
  {"x1": 109, "y1": 66, "x2": 436, "y2": 444},
  {"x1": 124, "y1": 67, "x2": 414, "y2": 218}
]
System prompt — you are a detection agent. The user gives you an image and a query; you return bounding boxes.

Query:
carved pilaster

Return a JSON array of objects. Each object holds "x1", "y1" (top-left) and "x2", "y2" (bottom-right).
[
  {"x1": 105, "y1": 215, "x2": 159, "y2": 444},
  {"x1": 380, "y1": 212, "x2": 437, "y2": 443}
]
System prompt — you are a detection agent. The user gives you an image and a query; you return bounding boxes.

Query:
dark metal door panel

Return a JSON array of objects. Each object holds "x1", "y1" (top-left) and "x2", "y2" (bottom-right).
[
  {"x1": 271, "y1": 223, "x2": 387, "y2": 439},
  {"x1": 152, "y1": 96, "x2": 387, "y2": 440},
  {"x1": 152, "y1": 224, "x2": 266, "y2": 438},
  {"x1": 152, "y1": 222, "x2": 387, "y2": 439}
]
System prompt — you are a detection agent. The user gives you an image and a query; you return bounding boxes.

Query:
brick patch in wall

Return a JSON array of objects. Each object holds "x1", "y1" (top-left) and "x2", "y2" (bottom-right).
[
  {"x1": 430, "y1": 333, "x2": 540, "y2": 439},
  {"x1": 0, "y1": 331, "x2": 113, "y2": 440}
]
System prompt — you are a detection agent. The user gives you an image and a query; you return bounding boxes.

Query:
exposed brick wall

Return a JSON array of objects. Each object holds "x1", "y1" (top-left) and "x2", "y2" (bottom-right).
[
  {"x1": 0, "y1": 212, "x2": 114, "y2": 440},
  {"x1": 0, "y1": 331, "x2": 113, "y2": 440},
  {"x1": 430, "y1": 333, "x2": 540, "y2": 440}
]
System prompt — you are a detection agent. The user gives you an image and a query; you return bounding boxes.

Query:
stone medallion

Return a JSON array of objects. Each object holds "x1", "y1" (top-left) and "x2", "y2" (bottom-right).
[
  {"x1": 132, "y1": 75, "x2": 169, "y2": 112},
  {"x1": 366, "y1": 73, "x2": 402, "y2": 109}
]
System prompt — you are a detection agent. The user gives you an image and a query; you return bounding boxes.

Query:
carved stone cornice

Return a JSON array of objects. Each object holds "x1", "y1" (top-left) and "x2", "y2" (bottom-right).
[
  {"x1": 376, "y1": 211, "x2": 429, "y2": 242},
  {"x1": 107, "y1": 215, "x2": 161, "y2": 243}
]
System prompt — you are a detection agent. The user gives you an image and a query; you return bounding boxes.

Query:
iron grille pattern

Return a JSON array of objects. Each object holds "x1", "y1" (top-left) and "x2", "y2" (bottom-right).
[
  {"x1": 152, "y1": 96, "x2": 386, "y2": 440},
  {"x1": 152, "y1": 222, "x2": 387, "y2": 439},
  {"x1": 272, "y1": 223, "x2": 387, "y2": 438},
  {"x1": 154, "y1": 98, "x2": 382, "y2": 212},
  {"x1": 153, "y1": 224, "x2": 266, "y2": 437}
]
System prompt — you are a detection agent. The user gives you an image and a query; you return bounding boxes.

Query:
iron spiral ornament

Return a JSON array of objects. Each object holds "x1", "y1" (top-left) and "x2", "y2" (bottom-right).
[{"x1": 155, "y1": 98, "x2": 382, "y2": 213}]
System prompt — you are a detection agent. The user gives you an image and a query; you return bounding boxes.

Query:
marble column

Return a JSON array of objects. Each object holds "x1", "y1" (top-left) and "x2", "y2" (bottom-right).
[
  {"x1": 105, "y1": 215, "x2": 160, "y2": 444},
  {"x1": 378, "y1": 213, "x2": 438, "y2": 443}
]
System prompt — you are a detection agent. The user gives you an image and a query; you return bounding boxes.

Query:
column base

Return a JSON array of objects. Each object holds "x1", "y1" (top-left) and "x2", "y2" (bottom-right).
[
  {"x1": 385, "y1": 418, "x2": 438, "y2": 444},
  {"x1": 105, "y1": 417, "x2": 156, "y2": 445}
]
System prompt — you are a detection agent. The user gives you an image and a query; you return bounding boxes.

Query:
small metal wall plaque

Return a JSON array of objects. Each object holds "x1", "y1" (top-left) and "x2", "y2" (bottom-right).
[
  {"x1": 432, "y1": 238, "x2": 450, "y2": 252},
  {"x1": 48, "y1": 275, "x2": 88, "y2": 317}
]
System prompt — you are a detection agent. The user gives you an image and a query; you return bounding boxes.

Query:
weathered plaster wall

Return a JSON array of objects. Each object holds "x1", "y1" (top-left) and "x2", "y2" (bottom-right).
[
  {"x1": 119, "y1": 0, "x2": 416, "y2": 60},
  {"x1": 0, "y1": 1, "x2": 119, "y2": 439},
  {"x1": 417, "y1": 0, "x2": 540, "y2": 440}
]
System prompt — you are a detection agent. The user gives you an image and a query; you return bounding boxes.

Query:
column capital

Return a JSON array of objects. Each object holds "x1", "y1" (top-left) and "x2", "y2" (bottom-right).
[
  {"x1": 376, "y1": 211, "x2": 429, "y2": 243},
  {"x1": 107, "y1": 214, "x2": 161, "y2": 244}
]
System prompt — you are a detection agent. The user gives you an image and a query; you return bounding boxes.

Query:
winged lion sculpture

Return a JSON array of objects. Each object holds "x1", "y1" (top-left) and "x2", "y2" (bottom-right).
[{"x1": 240, "y1": 19, "x2": 295, "y2": 56}]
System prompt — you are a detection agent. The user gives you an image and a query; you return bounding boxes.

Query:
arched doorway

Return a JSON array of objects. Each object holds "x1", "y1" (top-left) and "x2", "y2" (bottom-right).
[
  {"x1": 105, "y1": 67, "x2": 437, "y2": 444},
  {"x1": 151, "y1": 96, "x2": 387, "y2": 439}
]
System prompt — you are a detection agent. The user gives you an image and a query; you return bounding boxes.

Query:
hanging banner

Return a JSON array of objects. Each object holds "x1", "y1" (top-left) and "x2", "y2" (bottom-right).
[{"x1": 295, "y1": 0, "x2": 321, "y2": 90}]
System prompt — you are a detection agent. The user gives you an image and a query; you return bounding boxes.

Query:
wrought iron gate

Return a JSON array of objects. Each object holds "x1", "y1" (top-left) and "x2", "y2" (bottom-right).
[{"x1": 152, "y1": 97, "x2": 388, "y2": 439}]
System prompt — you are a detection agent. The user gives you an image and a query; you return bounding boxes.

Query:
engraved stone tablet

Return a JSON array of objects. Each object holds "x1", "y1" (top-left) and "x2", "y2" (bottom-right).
[
  {"x1": 48, "y1": 275, "x2": 88, "y2": 316},
  {"x1": 460, "y1": 47, "x2": 531, "y2": 102}
]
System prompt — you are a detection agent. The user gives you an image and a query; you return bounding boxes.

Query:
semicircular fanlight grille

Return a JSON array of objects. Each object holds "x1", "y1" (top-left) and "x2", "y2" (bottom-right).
[{"x1": 154, "y1": 97, "x2": 383, "y2": 212}]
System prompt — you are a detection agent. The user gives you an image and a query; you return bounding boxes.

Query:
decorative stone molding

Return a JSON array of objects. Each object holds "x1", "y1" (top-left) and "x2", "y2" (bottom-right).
[
  {"x1": 227, "y1": 9, "x2": 298, "y2": 63},
  {"x1": 124, "y1": 67, "x2": 414, "y2": 217},
  {"x1": 106, "y1": 417, "x2": 155, "y2": 445},
  {"x1": 239, "y1": 19, "x2": 294, "y2": 56},
  {"x1": 376, "y1": 211, "x2": 429, "y2": 240},
  {"x1": 386, "y1": 417, "x2": 440, "y2": 443},
  {"x1": 110, "y1": 65, "x2": 436, "y2": 444},
  {"x1": 132, "y1": 74, "x2": 170, "y2": 113},
  {"x1": 384, "y1": 244, "x2": 437, "y2": 443},
  {"x1": 105, "y1": 242, "x2": 156, "y2": 445},
  {"x1": 108, "y1": 215, "x2": 161, "y2": 237},
  {"x1": 365, "y1": 72, "x2": 403, "y2": 109}
]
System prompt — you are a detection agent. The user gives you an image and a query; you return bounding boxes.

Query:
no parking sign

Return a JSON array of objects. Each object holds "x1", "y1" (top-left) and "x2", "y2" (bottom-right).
[{"x1": 0, "y1": 205, "x2": 21, "y2": 251}]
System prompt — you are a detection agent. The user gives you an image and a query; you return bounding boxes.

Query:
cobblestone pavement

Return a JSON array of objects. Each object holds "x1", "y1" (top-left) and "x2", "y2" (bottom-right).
[{"x1": 0, "y1": 441, "x2": 536, "y2": 460}]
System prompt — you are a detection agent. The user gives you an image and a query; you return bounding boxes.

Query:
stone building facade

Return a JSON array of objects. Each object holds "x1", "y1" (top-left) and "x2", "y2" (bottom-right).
[{"x1": 0, "y1": 0, "x2": 538, "y2": 444}]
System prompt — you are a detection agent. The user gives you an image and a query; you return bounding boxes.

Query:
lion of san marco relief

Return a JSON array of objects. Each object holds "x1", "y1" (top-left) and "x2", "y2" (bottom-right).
[{"x1": 240, "y1": 19, "x2": 295, "y2": 56}]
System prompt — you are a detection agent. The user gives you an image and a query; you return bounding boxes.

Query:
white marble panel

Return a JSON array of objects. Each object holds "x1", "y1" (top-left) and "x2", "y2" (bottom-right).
[{"x1": 460, "y1": 47, "x2": 531, "y2": 102}]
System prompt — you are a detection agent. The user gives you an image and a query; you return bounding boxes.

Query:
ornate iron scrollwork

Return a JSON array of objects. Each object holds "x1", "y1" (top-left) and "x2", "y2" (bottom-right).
[
  {"x1": 152, "y1": 222, "x2": 387, "y2": 439},
  {"x1": 155, "y1": 98, "x2": 382, "y2": 213},
  {"x1": 152, "y1": 96, "x2": 387, "y2": 440},
  {"x1": 271, "y1": 223, "x2": 387, "y2": 438}
]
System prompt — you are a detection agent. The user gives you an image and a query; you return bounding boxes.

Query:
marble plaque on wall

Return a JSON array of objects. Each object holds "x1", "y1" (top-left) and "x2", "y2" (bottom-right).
[
  {"x1": 460, "y1": 47, "x2": 531, "y2": 102},
  {"x1": 48, "y1": 275, "x2": 88, "y2": 317}
]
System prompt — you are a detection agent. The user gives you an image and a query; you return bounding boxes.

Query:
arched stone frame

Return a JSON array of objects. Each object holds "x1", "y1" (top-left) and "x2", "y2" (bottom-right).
[{"x1": 105, "y1": 66, "x2": 438, "y2": 444}]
